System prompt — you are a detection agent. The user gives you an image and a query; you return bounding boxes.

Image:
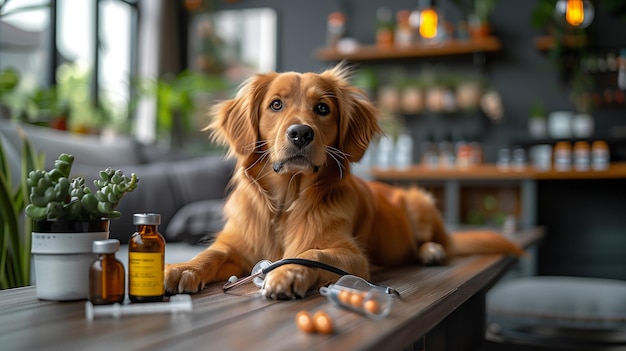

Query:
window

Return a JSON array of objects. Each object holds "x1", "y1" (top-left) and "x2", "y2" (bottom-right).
[{"x1": 0, "y1": 0, "x2": 137, "y2": 133}]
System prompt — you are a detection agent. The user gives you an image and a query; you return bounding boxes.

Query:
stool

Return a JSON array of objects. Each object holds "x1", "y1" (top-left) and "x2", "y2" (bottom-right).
[{"x1": 486, "y1": 276, "x2": 626, "y2": 350}]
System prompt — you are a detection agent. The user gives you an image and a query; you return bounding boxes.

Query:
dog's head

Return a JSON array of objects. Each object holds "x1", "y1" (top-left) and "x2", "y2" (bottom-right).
[{"x1": 208, "y1": 65, "x2": 381, "y2": 176}]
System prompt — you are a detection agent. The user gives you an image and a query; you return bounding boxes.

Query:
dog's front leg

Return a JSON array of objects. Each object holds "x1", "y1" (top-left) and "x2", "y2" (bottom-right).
[
  {"x1": 164, "y1": 239, "x2": 248, "y2": 294},
  {"x1": 261, "y1": 247, "x2": 369, "y2": 300}
]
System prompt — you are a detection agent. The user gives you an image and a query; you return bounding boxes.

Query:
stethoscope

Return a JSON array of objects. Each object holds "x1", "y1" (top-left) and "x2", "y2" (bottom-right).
[{"x1": 222, "y1": 258, "x2": 401, "y2": 298}]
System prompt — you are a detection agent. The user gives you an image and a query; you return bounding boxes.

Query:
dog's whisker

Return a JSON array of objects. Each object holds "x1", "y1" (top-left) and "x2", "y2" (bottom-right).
[
  {"x1": 325, "y1": 146, "x2": 348, "y2": 180},
  {"x1": 287, "y1": 171, "x2": 301, "y2": 190},
  {"x1": 244, "y1": 140, "x2": 269, "y2": 154},
  {"x1": 327, "y1": 152, "x2": 344, "y2": 180},
  {"x1": 245, "y1": 148, "x2": 272, "y2": 173},
  {"x1": 326, "y1": 145, "x2": 351, "y2": 160}
]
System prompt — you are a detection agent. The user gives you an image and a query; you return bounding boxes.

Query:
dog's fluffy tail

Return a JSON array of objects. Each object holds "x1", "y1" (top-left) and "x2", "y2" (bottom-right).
[{"x1": 449, "y1": 230, "x2": 525, "y2": 257}]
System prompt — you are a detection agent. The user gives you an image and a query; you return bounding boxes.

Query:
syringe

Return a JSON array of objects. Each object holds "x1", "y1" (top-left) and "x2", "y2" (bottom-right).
[{"x1": 85, "y1": 294, "x2": 193, "y2": 320}]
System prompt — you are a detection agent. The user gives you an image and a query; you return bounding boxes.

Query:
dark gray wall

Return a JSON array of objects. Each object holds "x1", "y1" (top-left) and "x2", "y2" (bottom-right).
[
  {"x1": 216, "y1": 0, "x2": 626, "y2": 160},
  {"x1": 212, "y1": 0, "x2": 626, "y2": 280}
]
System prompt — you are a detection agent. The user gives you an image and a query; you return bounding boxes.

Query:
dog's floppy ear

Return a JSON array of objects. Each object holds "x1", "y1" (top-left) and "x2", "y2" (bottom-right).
[
  {"x1": 321, "y1": 65, "x2": 382, "y2": 163},
  {"x1": 207, "y1": 72, "x2": 277, "y2": 158}
]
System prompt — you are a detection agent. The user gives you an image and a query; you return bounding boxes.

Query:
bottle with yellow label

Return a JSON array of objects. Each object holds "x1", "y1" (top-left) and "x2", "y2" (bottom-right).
[{"x1": 128, "y1": 213, "x2": 165, "y2": 302}]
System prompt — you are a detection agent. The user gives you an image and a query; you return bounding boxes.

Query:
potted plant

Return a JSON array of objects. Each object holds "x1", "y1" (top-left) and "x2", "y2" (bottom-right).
[
  {"x1": 25, "y1": 153, "x2": 138, "y2": 300},
  {"x1": 468, "y1": 0, "x2": 500, "y2": 39},
  {"x1": 528, "y1": 99, "x2": 548, "y2": 139},
  {"x1": 0, "y1": 128, "x2": 43, "y2": 290}
]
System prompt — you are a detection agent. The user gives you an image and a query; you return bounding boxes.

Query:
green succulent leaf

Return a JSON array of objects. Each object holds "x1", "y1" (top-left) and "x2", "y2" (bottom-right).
[
  {"x1": 97, "y1": 201, "x2": 113, "y2": 214},
  {"x1": 81, "y1": 193, "x2": 98, "y2": 213},
  {"x1": 25, "y1": 204, "x2": 47, "y2": 221}
]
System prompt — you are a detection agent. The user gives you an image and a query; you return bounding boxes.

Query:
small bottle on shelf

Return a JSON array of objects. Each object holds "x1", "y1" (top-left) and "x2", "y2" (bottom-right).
[
  {"x1": 512, "y1": 146, "x2": 527, "y2": 171},
  {"x1": 395, "y1": 10, "x2": 413, "y2": 47},
  {"x1": 591, "y1": 140, "x2": 610, "y2": 171},
  {"x1": 376, "y1": 135, "x2": 394, "y2": 169},
  {"x1": 326, "y1": 12, "x2": 345, "y2": 48},
  {"x1": 573, "y1": 141, "x2": 590, "y2": 171},
  {"x1": 128, "y1": 213, "x2": 166, "y2": 303},
  {"x1": 89, "y1": 239, "x2": 125, "y2": 305},
  {"x1": 496, "y1": 147, "x2": 511, "y2": 171},
  {"x1": 395, "y1": 129, "x2": 414, "y2": 169},
  {"x1": 419, "y1": 133, "x2": 438, "y2": 168},
  {"x1": 553, "y1": 141, "x2": 572, "y2": 172},
  {"x1": 438, "y1": 135, "x2": 455, "y2": 168}
]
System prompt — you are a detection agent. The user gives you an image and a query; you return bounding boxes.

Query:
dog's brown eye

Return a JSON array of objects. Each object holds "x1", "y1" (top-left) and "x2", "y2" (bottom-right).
[
  {"x1": 315, "y1": 103, "x2": 330, "y2": 116},
  {"x1": 270, "y1": 99, "x2": 283, "y2": 111}
]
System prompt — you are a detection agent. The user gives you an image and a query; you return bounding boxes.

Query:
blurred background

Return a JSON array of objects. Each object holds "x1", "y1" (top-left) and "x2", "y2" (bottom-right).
[{"x1": 1, "y1": 0, "x2": 626, "y2": 280}]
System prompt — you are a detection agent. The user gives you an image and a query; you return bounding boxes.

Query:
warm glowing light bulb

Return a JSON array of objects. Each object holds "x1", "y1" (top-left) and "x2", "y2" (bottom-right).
[
  {"x1": 566, "y1": 0, "x2": 584, "y2": 26},
  {"x1": 554, "y1": 0, "x2": 595, "y2": 29},
  {"x1": 419, "y1": 8, "x2": 438, "y2": 39}
]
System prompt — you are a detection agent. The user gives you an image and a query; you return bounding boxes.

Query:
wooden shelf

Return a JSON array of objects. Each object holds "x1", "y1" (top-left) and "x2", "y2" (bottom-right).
[
  {"x1": 315, "y1": 37, "x2": 502, "y2": 62},
  {"x1": 371, "y1": 162, "x2": 626, "y2": 181}
]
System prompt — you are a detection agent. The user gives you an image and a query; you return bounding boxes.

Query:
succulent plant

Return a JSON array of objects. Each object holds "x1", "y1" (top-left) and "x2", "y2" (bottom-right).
[{"x1": 25, "y1": 153, "x2": 139, "y2": 221}]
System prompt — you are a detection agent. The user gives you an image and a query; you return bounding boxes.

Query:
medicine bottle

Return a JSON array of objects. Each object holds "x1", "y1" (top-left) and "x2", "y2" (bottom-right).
[
  {"x1": 129, "y1": 213, "x2": 165, "y2": 302},
  {"x1": 89, "y1": 239, "x2": 125, "y2": 305}
]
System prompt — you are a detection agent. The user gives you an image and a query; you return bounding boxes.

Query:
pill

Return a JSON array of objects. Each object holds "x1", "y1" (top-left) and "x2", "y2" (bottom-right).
[
  {"x1": 338, "y1": 290, "x2": 351, "y2": 304},
  {"x1": 295, "y1": 310, "x2": 315, "y2": 333},
  {"x1": 349, "y1": 292, "x2": 364, "y2": 308},
  {"x1": 364, "y1": 299, "x2": 380, "y2": 315},
  {"x1": 313, "y1": 311, "x2": 334, "y2": 334}
]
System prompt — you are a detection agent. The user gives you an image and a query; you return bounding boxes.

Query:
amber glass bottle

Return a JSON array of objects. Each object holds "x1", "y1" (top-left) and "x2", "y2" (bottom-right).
[
  {"x1": 128, "y1": 213, "x2": 165, "y2": 302},
  {"x1": 89, "y1": 239, "x2": 125, "y2": 304}
]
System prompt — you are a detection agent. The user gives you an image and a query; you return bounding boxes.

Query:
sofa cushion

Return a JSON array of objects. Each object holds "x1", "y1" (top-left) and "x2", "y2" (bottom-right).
[
  {"x1": 104, "y1": 156, "x2": 233, "y2": 243},
  {"x1": 488, "y1": 276, "x2": 626, "y2": 331},
  {"x1": 165, "y1": 199, "x2": 224, "y2": 244}
]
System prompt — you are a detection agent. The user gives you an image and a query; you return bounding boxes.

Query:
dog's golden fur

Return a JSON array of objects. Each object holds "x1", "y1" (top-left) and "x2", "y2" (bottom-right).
[{"x1": 164, "y1": 65, "x2": 523, "y2": 299}]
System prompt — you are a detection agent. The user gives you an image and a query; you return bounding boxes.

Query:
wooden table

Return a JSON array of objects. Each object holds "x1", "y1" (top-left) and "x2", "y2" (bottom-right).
[{"x1": 0, "y1": 228, "x2": 542, "y2": 351}]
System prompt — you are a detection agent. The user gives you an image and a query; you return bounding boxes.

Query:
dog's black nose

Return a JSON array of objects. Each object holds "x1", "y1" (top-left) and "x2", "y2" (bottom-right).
[{"x1": 286, "y1": 124, "x2": 314, "y2": 148}]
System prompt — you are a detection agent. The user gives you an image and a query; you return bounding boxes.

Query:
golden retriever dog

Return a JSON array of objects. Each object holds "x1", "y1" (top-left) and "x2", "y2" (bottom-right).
[{"x1": 164, "y1": 65, "x2": 523, "y2": 299}]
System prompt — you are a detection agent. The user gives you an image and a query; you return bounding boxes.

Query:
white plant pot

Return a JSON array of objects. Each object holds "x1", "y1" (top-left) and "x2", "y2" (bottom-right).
[
  {"x1": 31, "y1": 220, "x2": 109, "y2": 301},
  {"x1": 572, "y1": 113, "x2": 594, "y2": 138},
  {"x1": 548, "y1": 111, "x2": 573, "y2": 139}
]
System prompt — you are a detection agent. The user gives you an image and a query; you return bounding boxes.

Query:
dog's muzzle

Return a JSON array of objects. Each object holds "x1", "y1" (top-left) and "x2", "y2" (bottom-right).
[{"x1": 272, "y1": 124, "x2": 319, "y2": 173}]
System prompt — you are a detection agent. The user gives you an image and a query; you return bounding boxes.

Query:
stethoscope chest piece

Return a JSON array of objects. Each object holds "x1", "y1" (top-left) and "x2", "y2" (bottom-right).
[{"x1": 251, "y1": 260, "x2": 272, "y2": 288}]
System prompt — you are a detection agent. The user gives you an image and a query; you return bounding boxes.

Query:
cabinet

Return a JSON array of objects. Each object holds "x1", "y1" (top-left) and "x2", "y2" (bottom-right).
[{"x1": 370, "y1": 162, "x2": 626, "y2": 227}]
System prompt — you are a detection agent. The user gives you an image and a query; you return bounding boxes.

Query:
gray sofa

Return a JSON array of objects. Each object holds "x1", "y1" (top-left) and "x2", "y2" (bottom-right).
[{"x1": 0, "y1": 120, "x2": 233, "y2": 246}]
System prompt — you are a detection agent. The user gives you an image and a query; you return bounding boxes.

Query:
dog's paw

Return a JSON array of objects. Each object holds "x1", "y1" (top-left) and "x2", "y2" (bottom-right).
[
  {"x1": 260, "y1": 265, "x2": 315, "y2": 300},
  {"x1": 418, "y1": 242, "x2": 447, "y2": 265},
  {"x1": 164, "y1": 263, "x2": 206, "y2": 294}
]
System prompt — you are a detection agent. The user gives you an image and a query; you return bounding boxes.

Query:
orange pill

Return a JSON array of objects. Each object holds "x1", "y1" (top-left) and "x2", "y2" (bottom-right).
[
  {"x1": 350, "y1": 292, "x2": 364, "y2": 308},
  {"x1": 313, "y1": 311, "x2": 334, "y2": 334},
  {"x1": 295, "y1": 310, "x2": 315, "y2": 333},
  {"x1": 364, "y1": 299, "x2": 380, "y2": 315},
  {"x1": 338, "y1": 290, "x2": 351, "y2": 304}
]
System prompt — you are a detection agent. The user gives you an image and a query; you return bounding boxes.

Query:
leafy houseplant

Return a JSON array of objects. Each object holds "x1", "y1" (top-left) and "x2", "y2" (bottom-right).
[
  {"x1": 135, "y1": 70, "x2": 226, "y2": 149},
  {"x1": 0, "y1": 129, "x2": 43, "y2": 289}
]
